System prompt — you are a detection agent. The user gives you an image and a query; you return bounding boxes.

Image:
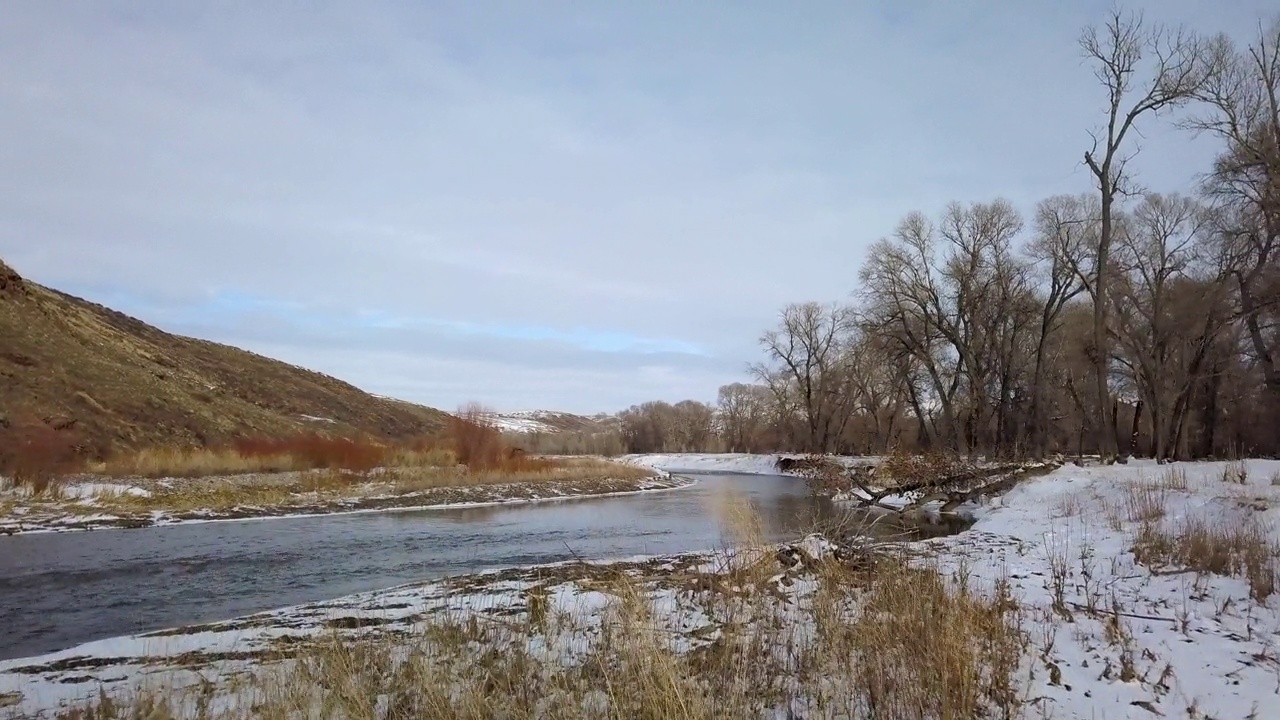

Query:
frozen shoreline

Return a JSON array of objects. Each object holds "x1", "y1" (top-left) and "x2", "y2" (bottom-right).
[{"x1": 0, "y1": 472, "x2": 693, "y2": 536}]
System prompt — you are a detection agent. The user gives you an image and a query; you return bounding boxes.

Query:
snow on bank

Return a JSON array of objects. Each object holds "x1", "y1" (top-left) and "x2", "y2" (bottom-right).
[
  {"x1": 0, "y1": 552, "x2": 726, "y2": 716},
  {"x1": 0, "y1": 474, "x2": 691, "y2": 536},
  {"x1": 926, "y1": 459, "x2": 1280, "y2": 719},
  {"x1": 59, "y1": 483, "x2": 152, "y2": 501},
  {"x1": 620, "y1": 452, "x2": 873, "y2": 476}
]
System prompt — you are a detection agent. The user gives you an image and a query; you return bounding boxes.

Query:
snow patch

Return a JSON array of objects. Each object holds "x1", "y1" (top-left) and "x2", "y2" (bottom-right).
[{"x1": 620, "y1": 452, "x2": 873, "y2": 476}]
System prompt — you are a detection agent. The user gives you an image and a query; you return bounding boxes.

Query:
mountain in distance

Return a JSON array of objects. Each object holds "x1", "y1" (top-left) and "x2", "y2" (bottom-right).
[{"x1": 482, "y1": 409, "x2": 619, "y2": 435}]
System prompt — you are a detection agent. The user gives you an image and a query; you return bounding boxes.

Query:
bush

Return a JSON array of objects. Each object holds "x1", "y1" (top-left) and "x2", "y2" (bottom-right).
[
  {"x1": 0, "y1": 421, "x2": 81, "y2": 492},
  {"x1": 449, "y1": 403, "x2": 506, "y2": 471},
  {"x1": 233, "y1": 434, "x2": 387, "y2": 472}
]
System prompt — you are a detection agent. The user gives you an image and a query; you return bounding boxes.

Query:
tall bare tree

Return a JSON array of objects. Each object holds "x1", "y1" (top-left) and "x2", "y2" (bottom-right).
[
  {"x1": 1079, "y1": 9, "x2": 1206, "y2": 460},
  {"x1": 1026, "y1": 195, "x2": 1094, "y2": 456},
  {"x1": 716, "y1": 383, "x2": 771, "y2": 453},
  {"x1": 751, "y1": 302, "x2": 856, "y2": 453},
  {"x1": 1191, "y1": 17, "x2": 1280, "y2": 393}
]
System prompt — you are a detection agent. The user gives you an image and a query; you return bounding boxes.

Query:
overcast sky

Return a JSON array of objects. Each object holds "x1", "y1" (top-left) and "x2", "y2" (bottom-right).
[{"x1": 1, "y1": 2, "x2": 1273, "y2": 414}]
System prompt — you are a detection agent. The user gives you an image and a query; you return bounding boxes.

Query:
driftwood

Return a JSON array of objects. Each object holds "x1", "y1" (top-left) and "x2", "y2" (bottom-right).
[{"x1": 833, "y1": 462, "x2": 1059, "y2": 514}]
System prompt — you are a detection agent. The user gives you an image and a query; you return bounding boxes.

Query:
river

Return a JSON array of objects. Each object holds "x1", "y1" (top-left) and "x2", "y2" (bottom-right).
[{"x1": 0, "y1": 470, "x2": 963, "y2": 661}]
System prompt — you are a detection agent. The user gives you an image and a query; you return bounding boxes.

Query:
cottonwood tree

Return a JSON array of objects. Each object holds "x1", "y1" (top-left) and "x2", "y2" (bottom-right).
[
  {"x1": 1079, "y1": 9, "x2": 1206, "y2": 461},
  {"x1": 669, "y1": 400, "x2": 716, "y2": 452},
  {"x1": 1191, "y1": 18, "x2": 1280, "y2": 393},
  {"x1": 1025, "y1": 195, "x2": 1094, "y2": 456},
  {"x1": 859, "y1": 200, "x2": 1033, "y2": 455},
  {"x1": 1109, "y1": 194, "x2": 1235, "y2": 459},
  {"x1": 750, "y1": 302, "x2": 858, "y2": 453},
  {"x1": 716, "y1": 383, "x2": 772, "y2": 452}
]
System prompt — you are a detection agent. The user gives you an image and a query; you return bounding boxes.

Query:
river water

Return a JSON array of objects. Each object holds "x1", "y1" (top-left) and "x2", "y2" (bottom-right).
[{"x1": 0, "y1": 471, "x2": 963, "y2": 661}]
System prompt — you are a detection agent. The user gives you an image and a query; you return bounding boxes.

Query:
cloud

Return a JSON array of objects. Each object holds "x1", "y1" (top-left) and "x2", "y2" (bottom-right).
[{"x1": 1, "y1": 0, "x2": 1274, "y2": 413}]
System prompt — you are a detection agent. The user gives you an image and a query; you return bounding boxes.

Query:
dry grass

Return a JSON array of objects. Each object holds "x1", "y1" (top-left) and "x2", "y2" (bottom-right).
[
  {"x1": 1124, "y1": 481, "x2": 1170, "y2": 523},
  {"x1": 54, "y1": 529, "x2": 1026, "y2": 720},
  {"x1": 381, "y1": 457, "x2": 653, "y2": 492},
  {"x1": 1158, "y1": 466, "x2": 1189, "y2": 491},
  {"x1": 1221, "y1": 460, "x2": 1249, "y2": 485},
  {"x1": 93, "y1": 435, "x2": 435, "y2": 479},
  {"x1": 91, "y1": 457, "x2": 655, "y2": 515},
  {"x1": 91, "y1": 410, "x2": 554, "y2": 481},
  {"x1": 1133, "y1": 514, "x2": 1280, "y2": 601}
]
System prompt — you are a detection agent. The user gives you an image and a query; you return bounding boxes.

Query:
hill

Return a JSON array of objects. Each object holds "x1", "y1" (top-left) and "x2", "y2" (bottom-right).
[{"x1": 0, "y1": 258, "x2": 449, "y2": 454}]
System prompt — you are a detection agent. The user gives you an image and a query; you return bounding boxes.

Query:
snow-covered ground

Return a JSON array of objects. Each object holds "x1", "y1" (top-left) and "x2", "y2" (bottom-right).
[
  {"x1": 928, "y1": 458, "x2": 1280, "y2": 718},
  {"x1": 483, "y1": 410, "x2": 559, "y2": 433},
  {"x1": 620, "y1": 452, "x2": 875, "y2": 476},
  {"x1": 479, "y1": 409, "x2": 609, "y2": 434},
  {"x1": 3, "y1": 459, "x2": 1278, "y2": 718}
]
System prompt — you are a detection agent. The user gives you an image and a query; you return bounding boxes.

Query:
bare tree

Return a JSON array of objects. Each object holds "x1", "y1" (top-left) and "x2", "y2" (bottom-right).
[
  {"x1": 1079, "y1": 9, "x2": 1206, "y2": 461},
  {"x1": 1026, "y1": 195, "x2": 1094, "y2": 456},
  {"x1": 1190, "y1": 17, "x2": 1280, "y2": 393},
  {"x1": 859, "y1": 200, "x2": 1032, "y2": 455},
  {"x1": 751, "y1": 302, "x2": 857, "y2": 453},
  {"x1": 716, "y1": 383, "x2": 771, "y2": 453},
  {"x1": 1109, "y1": 194, "x2": 1236, "y2": 459},
  {"x1": 670, "y1": 400, "x2": 716, "y2": 452}
]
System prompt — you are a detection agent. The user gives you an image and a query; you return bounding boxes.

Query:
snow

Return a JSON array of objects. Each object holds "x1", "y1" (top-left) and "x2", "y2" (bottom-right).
[
  {"x1": 485, "y1": 413, "x2": 558, "y2": 433},
  {"x1": 298, "y1": 414, "x2": 336, "y2": 424},
  {"x1": 923, "y1": 459, "x2": 1280, "y2": 719},
  {"x1": 621, "y1": 452, "x2": 874, "y2": 476},
  {"x1": 60, "y1": 482, "x2": 152, "y2": 501},
  {"x1": 622, "y1": 453, "x2": 783, "y2": 475}
]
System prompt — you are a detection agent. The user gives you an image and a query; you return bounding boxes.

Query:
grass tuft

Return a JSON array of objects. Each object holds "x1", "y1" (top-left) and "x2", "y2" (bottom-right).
[{"x1": 1133, "y1": 514, "x2": 1280, "y2": 601}]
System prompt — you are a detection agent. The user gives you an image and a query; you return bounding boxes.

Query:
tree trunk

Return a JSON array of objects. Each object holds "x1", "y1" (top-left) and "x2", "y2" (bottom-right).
[
  {"x1": 1094, "y1": 192, "x2": 1116, "y2": 462},
  {"x1": 1128, "y1": 399, "x2": 1143, "y2": 458}
]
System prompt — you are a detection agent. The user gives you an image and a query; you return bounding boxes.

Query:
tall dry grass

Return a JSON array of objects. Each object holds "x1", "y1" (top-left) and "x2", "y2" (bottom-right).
[{"x1": 1133, "y1": 514, "x2": 1280, "y2": 601}]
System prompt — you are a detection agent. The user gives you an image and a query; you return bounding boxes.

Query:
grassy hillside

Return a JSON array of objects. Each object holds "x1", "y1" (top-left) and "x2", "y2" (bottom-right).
[{"x1": 0, "y1": 258, "x2": 448, "y2": 454}]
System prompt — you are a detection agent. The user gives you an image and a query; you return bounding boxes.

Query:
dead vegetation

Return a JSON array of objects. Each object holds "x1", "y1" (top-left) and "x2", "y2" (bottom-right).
[
  {"x1": 0, "y1": 259, "x2": 449, "y2": 458},
  {"x1": 3, "y1": 408, "x2": 655, "y2": 518},
  {"x1": 1133, "y1": 514, "x2": 1280, "y2": 601}
]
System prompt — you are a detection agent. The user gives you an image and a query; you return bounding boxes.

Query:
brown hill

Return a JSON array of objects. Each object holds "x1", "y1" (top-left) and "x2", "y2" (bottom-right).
[{"x1": 0, "y1": 258, "x2": 449, "y2": 454}]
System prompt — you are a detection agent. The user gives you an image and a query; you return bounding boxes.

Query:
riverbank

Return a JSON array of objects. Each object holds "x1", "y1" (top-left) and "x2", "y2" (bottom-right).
[
  {"x1": 0, "y1": 459, "x2": 685, "y2": 535},
  {"x1": 6, "y1": 458, "x2": 1277, "y2": 718},
  {"x1": 620, "y1": 451, "x2": 876, "y2": 476}
]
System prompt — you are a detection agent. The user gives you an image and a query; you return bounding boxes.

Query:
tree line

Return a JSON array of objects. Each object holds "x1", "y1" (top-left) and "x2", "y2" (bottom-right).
[{"x1": 617, "y1": 10, "x2": 1280, "y2": 462}]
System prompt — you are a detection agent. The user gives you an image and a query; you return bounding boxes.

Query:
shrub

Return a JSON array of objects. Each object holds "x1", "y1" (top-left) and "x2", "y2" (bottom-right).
[
  {"x1": 450, "y1": 403, "x2": 506, "y2": 471},
  {"x1": 0, "y1": 420, "x2": 81, "y2": 492}
]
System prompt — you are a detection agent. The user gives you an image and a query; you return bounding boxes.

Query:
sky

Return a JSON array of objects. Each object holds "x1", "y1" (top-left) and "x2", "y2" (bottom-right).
[{"x1": 1, "y1": 1, "x2": 1274, "y2": 415}]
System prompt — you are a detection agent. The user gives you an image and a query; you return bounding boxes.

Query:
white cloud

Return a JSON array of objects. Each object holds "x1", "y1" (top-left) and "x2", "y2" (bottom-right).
[{"x1": 1, "y1": 0, "x2": 1273, "y2": 412}]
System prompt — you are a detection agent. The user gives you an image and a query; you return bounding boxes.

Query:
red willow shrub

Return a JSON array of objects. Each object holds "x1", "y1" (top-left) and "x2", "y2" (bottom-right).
[
  {"x1": 231, "y1": 434, "x2": 388, "y2": 472},
  {"x1": 449, "y1": 404, "x2": 504, "y2": 471},
  {"x1": 0, "y1": 420, "x2": 82, "y2": 491}
]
